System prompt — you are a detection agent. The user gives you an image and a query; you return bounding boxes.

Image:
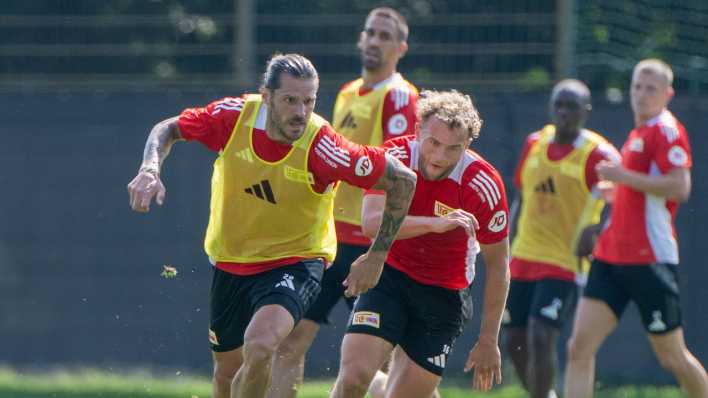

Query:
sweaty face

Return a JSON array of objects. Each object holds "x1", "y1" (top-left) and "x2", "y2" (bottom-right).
[
  {"x1": 264, "y1": 74, "x2": 318, "y2": 143},
  {"x1": 357, "y1": 15, "x2": 402, "y2": 72},
  {"x1": 550, "y1": 88, "x2": 587, "y2": 136},
  {"x1": 631, "y1": 70, "x2": 672, "y2": 123},
  {"x1": 417, "y1": 116, "x2": 470, "y2": 181}
]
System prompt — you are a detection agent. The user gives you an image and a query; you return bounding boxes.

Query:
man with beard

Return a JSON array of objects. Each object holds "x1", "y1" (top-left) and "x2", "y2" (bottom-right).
[
  {"x1": 503, "y1": 79, "x2": 619, "y2": 398},
  {"x1": 330, "y1": 89, "x2": 511, "y2": 398},
  {"x1": 127, "y1": 53, "x2": 417, "y2": 398},
  {"x1": 564, "y1": 59, "x2": 708, "y2": 398},
  {"x1": 268, "y1": 8, "x2": 418, "y2": 398}
]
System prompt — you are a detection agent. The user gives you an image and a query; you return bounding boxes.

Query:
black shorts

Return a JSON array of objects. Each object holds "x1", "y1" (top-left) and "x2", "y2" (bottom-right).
[
  {"x1": 304, "y1": 243, "x2": 368, "y2": 324},
  {"x1": 347, "y1": 265, "x2": 472, "y2": 376},
  {"x1": 504, "y1": 278, "x2": 577, "y2": 329},
  {"x1": 583, "y1": 260, "x2": 681, "y2": 334},
  {"x1": 209, "y1": 259, "x2": 324, "y2": 352}
]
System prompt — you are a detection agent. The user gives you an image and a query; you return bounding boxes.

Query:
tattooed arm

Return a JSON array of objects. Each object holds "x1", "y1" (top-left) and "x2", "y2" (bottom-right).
[
  {"x1": 127, "y1": 116, "x2": 184, "y2": 212},
  {"x1": 343, "y1": 153, "x2": 416, "y2": 297}
]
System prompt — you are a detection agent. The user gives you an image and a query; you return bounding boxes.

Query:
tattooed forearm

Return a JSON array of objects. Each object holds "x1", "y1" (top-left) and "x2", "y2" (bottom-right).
[
  {"x1": 141, "y1": 116, "x2": 183, "y2": 173},
  {"x1": 370, "y1": 153, "x2": 416, "y2": 253}
]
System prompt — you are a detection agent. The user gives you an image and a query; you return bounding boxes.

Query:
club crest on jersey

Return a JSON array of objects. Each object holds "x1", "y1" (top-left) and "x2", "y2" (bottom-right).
[
  {"x1": 351, "y1": 311, "x2": 380, "y2": 328},
  {"x1": 628, "y1": 137, "x2": 644, "y2": 152},
  {"x1": 434, "y1": 201, "x2": 455, "y2": 217},
  {"x1": 355, "y1": 156, "x2": 374, "y2": 176},
  {"x1": 668, "y1": 145, "x2": 688, "y2": 167},
  {"x1": 387, "y1": 113, "x2": 408, "y2": 135},
  {"x1": 488, "y1": 210, "x2": 507, "y2": 233}
]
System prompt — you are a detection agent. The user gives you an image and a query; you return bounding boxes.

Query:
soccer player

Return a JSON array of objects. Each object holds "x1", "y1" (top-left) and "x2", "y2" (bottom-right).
[
  {"x1": 126, "y1": 53, "x2": 417, "y2": 398},
  {"x1": 268, "y1": 8, "x2": 417, "y2": 398},
  {"x1": 329, "y1": 89, "x2": 510, "y2": 398},
  {"x1": 564, "y1": 59, "x2": 708, "y2": 398},
  {"x1": 503, "y1": 79, "x2": 619, "y2": 398}
]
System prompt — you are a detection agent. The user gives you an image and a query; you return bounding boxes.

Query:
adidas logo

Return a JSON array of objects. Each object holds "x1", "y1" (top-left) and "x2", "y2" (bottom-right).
[
  {"x1": 235, "y1": 148, "x2": 254, "y2": 162},
  {"x1": 338, "y1": 112, "x2": 357, "y2": 129},
  {"x1": 540, "y1": 298, "x2": 563, "y2": 320},
  {"x1": 534, "y1": 176, "x2": 556, "y2": 194},
  {"x1": 427, "y1": 344, "x2": 451, "y2": 369},
  {"x1": 275, "y1": 274, "x2": 295, "y2": 290},
  {"x1": 245, "y1": 180, "x2": 277, "y2": 204},
  {"x1": 648, "y1": 310, "x2": 667, "y2": 332}
]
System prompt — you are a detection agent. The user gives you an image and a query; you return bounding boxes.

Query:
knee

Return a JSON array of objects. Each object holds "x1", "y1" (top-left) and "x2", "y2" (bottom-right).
[
  {"x1": 243, "y1": 334, "x2": 279, "y2": 365},
  {"x1": 337, "y1": 364, "x2": 375, "y2": 394},
  {"x1": 528, "y1": 323, "x2": 555, "y2": 353},
  {"x1": 213, "y1": 361, "x2": 238, "y2": 388},
  {"x1": 566, "y1": 333, "x2": 595, "y2": 362}
]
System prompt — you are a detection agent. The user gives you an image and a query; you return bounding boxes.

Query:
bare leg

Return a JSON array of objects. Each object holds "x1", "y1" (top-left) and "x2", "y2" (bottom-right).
[
  {"x1": 368, "y1": 347, "x2": 441, "y2": 398},
  {"x1": 329, "y1": 333, "x2": 394, "y2": 398},
  {"x1": 212, "y1": 348, "x2": 243, "y2": 398},
  {"x1": 232, "y1": 305, "x2": 295, "y2": 398},
  {"x1": 384, "y1": 348, "x2": 441, "y2": 398},
  {"x1": 527, "y1": 318, "x2": 559, "y2": 398},
  {"x1": 564, "y1": 298, "x2": 618, "y2": 398},
  {"x1": 648, "y1": 328, "x2": 708, "y2": 398},
  {"x1": 267, "y1": 319, "x2": 320, "y2": 398},
  {"x1": 504, "y1": 327, "x2": 529, "y2": 390}
]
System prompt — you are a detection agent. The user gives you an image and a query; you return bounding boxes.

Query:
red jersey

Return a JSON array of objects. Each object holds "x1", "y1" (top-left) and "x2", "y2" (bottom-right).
[
  {"x1": 367, "y1": 135, "x2": 509, "y2": 290},
  {"x1": 335, "y1": 74, "x2": 418, "y2": 245},
  {"x1": 511, "y1": 130, "x2": 620, "y2": 281},
  {"x1": 594, "y1": 110, "x2": 692, "y2": 265},
  {"x1": 177, "y1": 96, "x2": 387, "y2": 275}
]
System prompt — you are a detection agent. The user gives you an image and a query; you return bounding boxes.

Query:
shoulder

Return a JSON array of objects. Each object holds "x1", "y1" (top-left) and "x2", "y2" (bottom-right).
[
  {"x1": 526, "y1": 129, "x2": 545, "y2": 147},
  {"x1": 463, "y1": 151, "x2": 505, "y2": 195},
  {"x1": 339, "y1": 79, "x2": 362, "y2": 93},
  {"x1": 385, "y1": 77, "x2": 418, "y2": 109},
  {"x1": 382, "y1": 135, "x2": 414, "y2": 165},
  {"x1": 460, "y1": 152, "x2": 506, "y2": 216},
  {"x1": 582, "y1": 129, "x2": 620, "y2": 162}
]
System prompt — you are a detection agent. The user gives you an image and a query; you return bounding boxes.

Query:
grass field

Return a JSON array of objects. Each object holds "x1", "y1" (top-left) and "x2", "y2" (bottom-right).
[{"x1": 0, "y1": 367, "x2": 683, "y2": 398}]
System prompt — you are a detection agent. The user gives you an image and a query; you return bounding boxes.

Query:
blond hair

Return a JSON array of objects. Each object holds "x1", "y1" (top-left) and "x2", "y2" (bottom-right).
[
  {"x1": 417, "y1": 90, "x2": 483, "y2": 140},
  {"x1": 634, "y1": 58, "x2": 673, "y2": 86}
]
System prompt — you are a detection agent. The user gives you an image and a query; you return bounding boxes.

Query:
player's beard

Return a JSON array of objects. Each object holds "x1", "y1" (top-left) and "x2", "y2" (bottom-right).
[
  {"x1": 267, "y1": 100, "x2": 307, "y2": 143},
  {"x1": 361, "y1": 48, "x2": 383, "y2": 71}
]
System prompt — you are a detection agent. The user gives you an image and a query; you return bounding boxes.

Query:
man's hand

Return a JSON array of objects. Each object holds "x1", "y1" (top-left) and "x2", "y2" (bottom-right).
[
  {"x1": 342, "y1": 251, "x2": 386, "y2": 297},
  {"x1": 575, "y1": 223, "x2": 602, "y2": 257},
  {"x1": 128, "y1": 169, "x2": 166, "y2": 212},
  {"x1": 595, "y1": 160, "x2": 626, "y2": 183},
  {"x1": 464, "y1": 340, "x2": 502, "y2": 391},
  {"x1": 431, "y1": 209, "x2": 479, "y2": 236}
]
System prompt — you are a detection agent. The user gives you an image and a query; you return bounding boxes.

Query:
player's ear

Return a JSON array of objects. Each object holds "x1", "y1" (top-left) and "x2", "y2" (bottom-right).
[
  {"x1": 357, "y1": 31, "x2": 366, "y2": 51},
  {"x1": 398, "y1": 40, "x2": 408, "y2": 57},
  {"x1": 260, "y1": 87, "x2": 271, "y2": 102},
  {"x1": 666, "y1": 85, "x2": 675, "y2": 101}
]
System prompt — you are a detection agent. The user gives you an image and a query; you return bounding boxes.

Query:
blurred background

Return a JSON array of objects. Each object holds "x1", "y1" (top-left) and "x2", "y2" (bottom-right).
[{"x1": 1, "y1": 0, "x2": 706, "y2": 388}]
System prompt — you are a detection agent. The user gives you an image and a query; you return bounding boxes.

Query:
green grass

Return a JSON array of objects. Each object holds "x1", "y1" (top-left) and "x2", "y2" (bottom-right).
[{"x1": 0, "y1": 367, "x2": 683, "y2": 398}]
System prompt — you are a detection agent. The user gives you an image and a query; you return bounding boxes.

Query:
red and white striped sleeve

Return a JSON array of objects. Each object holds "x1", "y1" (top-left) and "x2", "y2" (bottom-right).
[{"x1": 308, "y1": 124, "x2": 387, "y2": 190}]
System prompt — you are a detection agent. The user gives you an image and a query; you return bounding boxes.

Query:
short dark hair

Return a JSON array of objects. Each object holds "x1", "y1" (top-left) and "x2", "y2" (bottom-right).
[
  {"x1": 367, "y1": 7, "x2": 409, "y2": 42},
  {"x1": 261, "y1": 53, "x2": 319, "y2": 91}
]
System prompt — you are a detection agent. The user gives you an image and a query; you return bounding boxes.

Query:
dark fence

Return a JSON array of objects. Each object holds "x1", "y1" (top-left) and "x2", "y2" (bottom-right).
[{"x1": 1, "y1": 86, "x2": 706, "y2": 385}]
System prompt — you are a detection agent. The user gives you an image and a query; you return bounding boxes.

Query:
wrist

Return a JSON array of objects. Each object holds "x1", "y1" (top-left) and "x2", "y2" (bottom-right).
[
  {"x1": 139, "y1": 164, "x2": 160, "y2": 177},
  {"x1": 477, "y1": 334, "x2": 499, "y2": 346}
]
